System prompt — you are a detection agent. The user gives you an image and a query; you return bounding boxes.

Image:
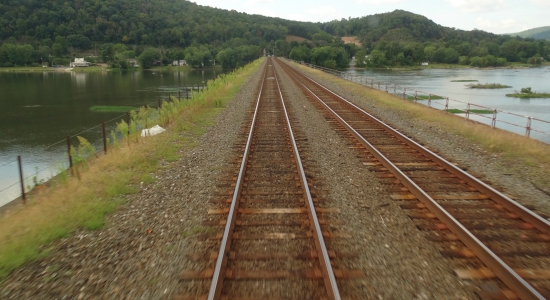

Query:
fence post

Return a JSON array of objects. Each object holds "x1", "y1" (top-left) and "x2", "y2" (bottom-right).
[
  {"x1": 394, "y1": 84, "x2": 396, "y2": 94},
  {"x1": 466, "y1": 103, "x2": 471, "y2": 120},
  {"x1": 414, "y1": 91, "x2": 418, "y2": 102},
  {"x1": 178, "y1": 90, "x2": 181, "y2": 101},
  {"x1": 126, "y1": 112, "x2": 130, "y2": 135},
  {"x1": 17, "y1": 155, "x2": 26, "y2": 204},
  {"x1": 385, "y1": 83, "x2": 388, "y2": 92},
  {"x1": 158, "y1": 97, "x2": 162, "y2": 109},
  {"x1": 403, "y1": 88, "x2": 406, "y2": 99},
  {"x1": 445, "y1": 98, "x2": 449, "y2": 111},
  {"x1": 371, "y1": 79, "x2": 373, "y2": 88},
  {"x1": 492, "y1": 109, "x2": 497, "y2": 128},
  {"x1": 102, "y1": 121, "x2": 107, "y2": 154},
  {"x1": 67, "y1": 136, "x2": 73, "y2": 173},
  {"x1": 526, "y1": 117, "x2": 532, "y2": 137}
]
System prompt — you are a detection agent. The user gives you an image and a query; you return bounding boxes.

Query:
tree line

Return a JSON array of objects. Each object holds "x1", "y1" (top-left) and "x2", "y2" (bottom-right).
[{"x1": 0, "y1": 1, "x2": 548, "y2": 69}]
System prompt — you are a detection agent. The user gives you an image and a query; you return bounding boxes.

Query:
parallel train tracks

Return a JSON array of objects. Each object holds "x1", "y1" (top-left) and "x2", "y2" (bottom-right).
[
  {"x1": 181, "y1": 57, "x2": 550, "y2": 299},
  {"x1": 276, "y1": 58, "x2": 550, "y2": 300},
  {"x1": 181, "y1": 58, "x2": 362, "y2": 299}
]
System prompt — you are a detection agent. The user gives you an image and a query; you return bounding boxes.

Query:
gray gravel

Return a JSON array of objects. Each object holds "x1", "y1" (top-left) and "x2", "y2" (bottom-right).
[
  {"x1": 0, "y1": 61, "x2": 266, "y2": 300},
  {"x1": 274, "y1": 61, "x2": 475, "y2": 299},
  {"x1": 291, "y1": 61, "x2": 550, "y2": 218},
  {"x1": 3, "y1": 58, "x2": 548, "y2": 299}
]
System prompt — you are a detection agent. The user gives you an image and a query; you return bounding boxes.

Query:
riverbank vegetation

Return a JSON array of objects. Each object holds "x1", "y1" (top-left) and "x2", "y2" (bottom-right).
[
  {"x1": 451, "y1": 80, "x2": 478, "y2": 82},
  {"x1": 407, "y1": 95, "x2": 444, "y2": 100},
  {"x1": 1, "y1": 2, "x2": 549, "y2": 71},
  {"x1": 466, "y1": 83, "x2": 512, "y2": 89},
  {"x1": 447, "y1": 109, "x2": 494, "y2": 114},
  {"x1": 0, "y1": 58, "x2": 263, "y2": 281},
  {"x1": 506, "y1": 87, "x2": 550, "y2": 98},
  {"x1": 90, "y1": 105, "x2": 139, "y2": 112}
]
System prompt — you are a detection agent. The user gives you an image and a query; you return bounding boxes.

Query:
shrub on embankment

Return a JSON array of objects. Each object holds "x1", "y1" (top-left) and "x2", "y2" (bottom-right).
[{"x1": 0, "y1": 58, "x2": 264, "y2": 281}]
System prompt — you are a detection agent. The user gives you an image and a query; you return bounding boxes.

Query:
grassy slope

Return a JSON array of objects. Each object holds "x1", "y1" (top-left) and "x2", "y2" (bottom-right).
[
  {"x1": 0, "y1": 58, "x2": 264, "y2": 281},
  {"x1": 291, "y1": 60, "x2": 550, "y2": 189},
  {"x1": 505, "y1": 26, "x2": 550, "y2": 40}
]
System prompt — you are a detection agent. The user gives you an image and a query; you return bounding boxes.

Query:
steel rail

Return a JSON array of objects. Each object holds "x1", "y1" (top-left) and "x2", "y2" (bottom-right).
[
  {"x1": 208, "y1": 59, "x2": 340, "y2": 299},
  {"x1": 206, "y1": 61, "x2": 268, "y2": 300},
  {"x1": 277, "y1": 59, "x2": 546, "y2": 300},
  {"x1": 272, "y1": 64, "x2": 341, "y2": 300},
  {"x1": 293, "y1": 65, "x2": 550, "y2": 236}
]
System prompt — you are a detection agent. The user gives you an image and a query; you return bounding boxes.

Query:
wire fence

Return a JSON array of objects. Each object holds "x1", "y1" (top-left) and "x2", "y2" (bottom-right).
[
  {"x1": 0, "y1": 83, "x2": 208, "y2": 208},
  {"x1": 296, "y1": 60, "x2": 550, "y2": 144}
]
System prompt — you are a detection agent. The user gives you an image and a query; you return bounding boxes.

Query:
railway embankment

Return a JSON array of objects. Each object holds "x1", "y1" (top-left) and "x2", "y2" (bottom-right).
[{"x1": 1, "y1": 57, "x2": 550, "y2": 299}]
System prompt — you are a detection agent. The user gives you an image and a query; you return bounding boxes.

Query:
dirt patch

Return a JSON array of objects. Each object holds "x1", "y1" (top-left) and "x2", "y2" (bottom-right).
[{"x1": 341, "y1": 36, "x2": 361, "y2": 46}]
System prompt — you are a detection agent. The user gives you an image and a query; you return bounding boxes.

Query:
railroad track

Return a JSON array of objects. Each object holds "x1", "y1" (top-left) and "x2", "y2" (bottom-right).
[
  {"x1": 180, "y1": 58, "x2": 363, "y2": 299},
  {"x1": 276, "y1": 58, "x2": 550, "y2": 300}
]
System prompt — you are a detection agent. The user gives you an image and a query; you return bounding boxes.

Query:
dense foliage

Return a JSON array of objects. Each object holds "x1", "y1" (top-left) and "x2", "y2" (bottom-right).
[
  {"x1": 0, "y1": 1, "x2": 548, "y2": 69},
  {"x1": 322, "y1": 10, "x2": 550, "y2": 67},
  {"x1": 506, "y1": 26, "x2": 550, "y2": 40}
]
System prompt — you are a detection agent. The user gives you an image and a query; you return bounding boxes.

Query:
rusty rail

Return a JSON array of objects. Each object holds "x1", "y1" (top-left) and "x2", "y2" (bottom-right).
[
  {"x1": 277, "y1": 58, "x2": 550, "y2": 300},
  {"x1": 206, "y1": 58, "x2": 341, "y2": 300}
]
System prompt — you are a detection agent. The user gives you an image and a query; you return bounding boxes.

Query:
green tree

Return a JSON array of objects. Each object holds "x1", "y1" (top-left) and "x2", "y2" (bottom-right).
[
  {"x1": 354, "y1": 49, "x2": 367, "y2": 67},
  {"x1": 289, "y1": 45, "x2": 311, "y2": 62},
  {"x1": 138, "y1": 48, "x2": 161, "y2": 68},
  {"x1": 367, "y1": 50, "x2": 386, "y2": 67},
  {"x1": 101, "y1": 43, "x2": 114, "y2": 62}
]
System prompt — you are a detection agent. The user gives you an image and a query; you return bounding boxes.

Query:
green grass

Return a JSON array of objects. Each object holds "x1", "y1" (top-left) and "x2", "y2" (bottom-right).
[
  {"x1": 90, "y1": 105, "x2": 138, "y2": 112},
  {"x1": 447, "y1": 109, "x2": 493, "y2": 114},
  {"x1": 73, "y1": 66, "x2": 108, "y2": 72},
  {"x1": 407, "y1": 95, "x2": 444, "y2": 100},
  {"x1": 451, "y1": 80, "x2": 478, "y2": 82},
  {"x1": 506, "y1": 93, "x2": 550, "y2": 99},
  {"x1": 0, "y1": 57, "x2": 264, "y2": 281},
  {"x1": 181, "y1": 226, "x2": 215, "y2": 238},
  {"x1": 0, "y1": 66, "x2": 60, "y2": 72},
  {"x1": 467, "y1": 83, "x2": 512, "y2": 89}
]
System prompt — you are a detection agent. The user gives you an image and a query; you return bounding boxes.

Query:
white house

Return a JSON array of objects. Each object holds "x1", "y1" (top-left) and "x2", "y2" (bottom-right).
[
  {"x1": 70, "y1": 58, "x2": 91, "y2": 67},
  {"x1": 172, "y1": 60, "x2": 187, "y2": 66},
  {"x1": 421, "y1": 62, "x2": 429, "y2": 66},
  {"x1": 128, "y1": 59, "x2": 139, "y2": 67}
]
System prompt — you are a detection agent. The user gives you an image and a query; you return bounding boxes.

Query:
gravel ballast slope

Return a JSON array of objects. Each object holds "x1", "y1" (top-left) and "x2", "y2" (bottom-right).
[
  {"x1": 4, "y1": 58, "x2": 547, "y2": 299},
  {"x1": 289, "y1": 61, "x2": 550, "y2": 217},
  {"x1": 273, "y1": 61, "x2": 475, "y2": 299},
  {"x1": 0, "y1": 61, "x2": 266, "y2": 300}
]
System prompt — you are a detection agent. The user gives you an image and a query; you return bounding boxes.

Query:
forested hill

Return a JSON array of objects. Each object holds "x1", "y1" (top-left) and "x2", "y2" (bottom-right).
[
  {"x1": 323, "y1": 10, "x2": 498, "y2": 49},
  {"x1": 505, "y1": 26, "x2": 550, "y2": 40},
  {"x1": 0, "y1": 0, "x2": 548, "y2": 69},
  {"x1": 0, "y1": 0, "x2": 319, "y2": 48}
]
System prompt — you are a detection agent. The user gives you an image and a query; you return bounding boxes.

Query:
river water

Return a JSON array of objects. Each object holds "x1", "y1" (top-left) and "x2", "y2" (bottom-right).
[
  {"x1": 343, "y1": 67, "x2": 550, "y2": 144},
  {"x1": 0, "y1": 69, "x2": 223, "y2": 207},
  {"x1": 2, "y1": 67, "x2": 550, "y2": 207}
]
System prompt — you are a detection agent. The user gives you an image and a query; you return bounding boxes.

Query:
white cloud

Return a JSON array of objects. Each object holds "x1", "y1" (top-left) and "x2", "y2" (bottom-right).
[
  {"x1": 475, "y1": 17, "x2": 521, "y2": 33},
  {"x1": 307, "y1": 5, "x2": 342, "y2": 21},
  {"x1": 531, "y1": 0, "x2": 550, "y2": 7},
  {"x1": 446, "y1": 0, "x2": 504, "y2": 12},
  {"x1": 248, "y1": 7, "x2": 277, "y2": 17},
  {"x1": 355, "y1": 0, "x2": 404, "y2": 4},
  {"x1": 246, "y1": 0, "x2": 275, "y2": 5},
  {"x1": 285, "y1": 13, "x2": 308, "y2": 22}
]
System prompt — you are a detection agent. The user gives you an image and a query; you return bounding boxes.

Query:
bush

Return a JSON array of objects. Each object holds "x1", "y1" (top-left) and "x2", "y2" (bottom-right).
[{"x1": 521, "y1": 87, "x2": 533, "y2": 94}]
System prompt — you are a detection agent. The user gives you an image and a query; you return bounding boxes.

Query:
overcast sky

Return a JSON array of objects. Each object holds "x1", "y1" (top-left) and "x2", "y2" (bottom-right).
[{"x1": 190, "y1": 0, "x2": 549, "y2": 35}]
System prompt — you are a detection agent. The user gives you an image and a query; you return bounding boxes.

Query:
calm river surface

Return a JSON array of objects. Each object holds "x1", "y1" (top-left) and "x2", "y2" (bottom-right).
[
  {"x1": 344, "y1": 67, "x2": 550, "y2": 144},
  {"x1": 0, "y1": 69, "x2": 224, "y2": 207}
]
